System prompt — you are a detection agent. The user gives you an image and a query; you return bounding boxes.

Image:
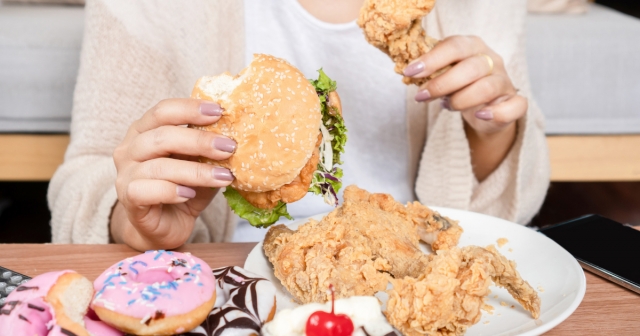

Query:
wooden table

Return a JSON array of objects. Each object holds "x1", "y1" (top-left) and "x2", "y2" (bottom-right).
[{"x1": 2, "y1": 243, "x2": 639, "y2": 335}]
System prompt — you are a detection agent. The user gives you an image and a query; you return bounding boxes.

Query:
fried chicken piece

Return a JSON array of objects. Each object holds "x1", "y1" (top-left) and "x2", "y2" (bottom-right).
[
  {"x1": 263, "y1": 185, "x2": 462, "y2": 304},
  {"x1": 407, "y1": 202, "x2": 463, "y2": 251},
  {"x1": 238, "y1": 135, "x2": 322, "y2": 209},
  {"x1": 263, "y1": 224, "x2": 294, "y2": 251},
  {"x1": 385, "y1": 245, "x2": 541, "y2": 336},
  {"x1": 264, "y1": 218, "x2": 392, "y2": 304},
  {"x1": 358, "y1": 0, "x2": 448, "y2": 85},
  {"x1": 340, "y1": 186, "x2": 462, "y2": 252}
]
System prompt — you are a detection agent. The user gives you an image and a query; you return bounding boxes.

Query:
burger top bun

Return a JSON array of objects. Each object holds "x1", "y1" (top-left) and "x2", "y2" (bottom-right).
[{"x1": 191, "y1": 54, "x2": 322, "y2": 193}]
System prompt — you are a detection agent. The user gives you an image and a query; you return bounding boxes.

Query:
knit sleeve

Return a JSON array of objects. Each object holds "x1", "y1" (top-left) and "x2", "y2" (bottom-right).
[
  {"x1": 414, "y1": 86, "x2": 550, "y2": 225},
  {"x1": 47, "y1": 0, "x2": 236, "y2": 243},
  {"x1": 414, "y1": 0, "x2": 550, "y2": 224},
  {"x1": 468, "y1": 35, "x2": 550, "y2": 224}
]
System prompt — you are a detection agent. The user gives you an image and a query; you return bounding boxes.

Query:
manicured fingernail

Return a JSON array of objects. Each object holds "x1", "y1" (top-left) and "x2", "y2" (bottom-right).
[
  {"x1": 404, "y1": 61, "x2": 425, "y2": 77},
  {"x1": 200, "y1": 102, "x2": 222, "y2": 116},
  {"x1": 213, "y1": 167, "x2": 234, "y2": 181},
  {"x1": 213, "y1": 137, "x2": 236, "y2": 153},
  {"x1": 176, "y1": 185, "x2": 196, "y2": 198},
  {"x1": 475, "y1": 109, "x2": 494, "y2": 120},
  {"x1": 415, "y1": 89, "x2": 431, "y2": 102},
  {"x1": 441, "y1": 97, "x2": 451, "y2": 110}
]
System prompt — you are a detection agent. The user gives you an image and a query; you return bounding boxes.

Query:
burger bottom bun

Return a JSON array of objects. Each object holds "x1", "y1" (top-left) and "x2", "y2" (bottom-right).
[{"x1": 237, "y1": 135, "x2": 321, "y2": 209}]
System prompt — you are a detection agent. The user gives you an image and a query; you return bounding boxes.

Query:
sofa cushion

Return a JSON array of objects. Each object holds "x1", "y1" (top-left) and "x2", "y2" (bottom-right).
[
  {"x1": 2, "y1": 0, "x2": 83, "y2": 5},
  {"x1": 1, "y1": 3, "x2": 639, "y2": 135},
  {"x1": 527, "y1": 3, "x2": 640, "y2": 134},
  {"x1": 528, "y1": 0, "x2": 589, "y2": 14},
  {"x1": 0, "y1": 4, "x2": 84, "y2": 132}
]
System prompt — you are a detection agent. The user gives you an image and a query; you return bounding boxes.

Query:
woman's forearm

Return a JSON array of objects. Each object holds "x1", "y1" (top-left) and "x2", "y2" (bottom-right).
[{"x1": 465, "y1": 121, "x2": 517, "y2": 182}]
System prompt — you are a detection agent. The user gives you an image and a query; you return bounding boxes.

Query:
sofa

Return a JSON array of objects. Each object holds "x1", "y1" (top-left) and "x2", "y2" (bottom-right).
[{"x1": 1, "y1": 2, "x2": 639, "y2": 181}]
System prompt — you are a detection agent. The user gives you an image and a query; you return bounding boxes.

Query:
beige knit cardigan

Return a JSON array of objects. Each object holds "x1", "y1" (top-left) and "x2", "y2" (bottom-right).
[{"x1": 48, "y1": 0, "x2": 550, "y2": 244}]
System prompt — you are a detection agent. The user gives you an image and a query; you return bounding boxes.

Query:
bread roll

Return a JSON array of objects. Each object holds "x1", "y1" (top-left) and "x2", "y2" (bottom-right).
[{"x1": 191, "y1": 54, "x2": 322, "y2": 193}]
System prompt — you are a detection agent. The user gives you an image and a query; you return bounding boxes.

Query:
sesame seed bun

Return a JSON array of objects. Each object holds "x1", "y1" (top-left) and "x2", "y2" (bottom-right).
[{"x1": 191, "y1": 54, "x2": 322, "y2": 194}]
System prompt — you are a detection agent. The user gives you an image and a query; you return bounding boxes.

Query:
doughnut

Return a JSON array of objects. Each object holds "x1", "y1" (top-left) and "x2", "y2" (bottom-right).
[
  {"x1": 91, "y1": 250, "x2": 216, "y2": 335},
  {"x1": 0, "y1": 270, "x2": 95, "y2": 336},
  {"x1": 184, "y1": 266, "x2": 276, "y2": 336}
]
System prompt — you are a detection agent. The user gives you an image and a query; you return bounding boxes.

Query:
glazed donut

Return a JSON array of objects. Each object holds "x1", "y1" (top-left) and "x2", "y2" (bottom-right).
[
  {"x1": 91, "y1": 250, "x2": 216, "y2": 335},
  {"x1": 0, "y1": 270, "x2": 96, "y2": 336},
  {"x1": 185, "y1": 266, "x2": 276, "y2": 336}
]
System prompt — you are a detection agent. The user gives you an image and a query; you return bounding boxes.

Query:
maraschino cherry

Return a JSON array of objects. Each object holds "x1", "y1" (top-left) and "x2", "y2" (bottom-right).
[{"x1": 305, "y1": 285, "x2": 355, "y2": 336}]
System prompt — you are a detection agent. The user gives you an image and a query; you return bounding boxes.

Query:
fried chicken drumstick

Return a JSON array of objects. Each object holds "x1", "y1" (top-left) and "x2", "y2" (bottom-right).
[
  {"x1": 263, "y1": 185, "x2": 462, "y2": 304},
  {"x1": 386, "y1": 245, "x2": 541, "y2": 336},
  {"x1": 358, "y1": 0, "x2": 448, "y2": 85}
]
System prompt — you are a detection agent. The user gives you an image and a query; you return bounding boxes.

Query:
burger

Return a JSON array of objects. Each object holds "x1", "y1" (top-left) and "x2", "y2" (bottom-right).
[{"x1": 190, "y1": 54, "x2": 347, "y2": 227}]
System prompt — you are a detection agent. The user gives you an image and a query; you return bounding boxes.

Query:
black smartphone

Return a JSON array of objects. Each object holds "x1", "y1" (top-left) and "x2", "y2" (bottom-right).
[{"x1": 539, "y1": 214, "x2": 640, "y2": 294}]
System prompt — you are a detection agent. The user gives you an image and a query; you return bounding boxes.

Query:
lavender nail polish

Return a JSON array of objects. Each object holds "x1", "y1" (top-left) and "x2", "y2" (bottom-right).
[
  {"x1": 213, "y1": 167, "x2": 234, "y2": 181},
  {"x1": 200, "y1": 102, "x2": 222, "y2": 116},
  {"x1": 415, "y1": 89, "x2": 431, "y2": 102},
  {"x1": 441, "y1": 97, "x2": 451, "y2": 110},
  {"x1": 404, "y1": 61, "x2": 425, "y2": 77},
  {"x1": 213, "y1": 137, "x2": 237, "y2": 153},
  {"x1": 475, "y1": 109, "x2": 494, "y2": 120},
  {"x1": 176, "y1": 185, "x2": 196, "y2": 198}
]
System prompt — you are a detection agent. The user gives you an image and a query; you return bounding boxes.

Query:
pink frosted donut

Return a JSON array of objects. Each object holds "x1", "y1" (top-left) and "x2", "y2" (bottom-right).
[
  {"x1": 0, "y1": 296, "x2": 51, "y2": 336},
  {"x1": 0, "y1": 270, "x2": 98, "y2": 336},
  {"x1": 91, "y1": 250, "x2": 216, "y2": 335},
  {"x1": 0, "y1": 271, "x2": 68, "y2": 336},
  {"x1": 83, "y1": 309, "x2": 124, "y2": 336}
]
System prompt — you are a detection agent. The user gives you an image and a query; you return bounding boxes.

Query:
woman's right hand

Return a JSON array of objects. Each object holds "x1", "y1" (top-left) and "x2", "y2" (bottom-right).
[{"x1": 111, "y1": 99, "x2": 236, "y2": 251}]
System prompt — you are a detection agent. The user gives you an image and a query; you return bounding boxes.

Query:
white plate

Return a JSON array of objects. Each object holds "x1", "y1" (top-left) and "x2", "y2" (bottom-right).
[{"x1": 244, "y1": 207, "x2": 586, "y2": 336}]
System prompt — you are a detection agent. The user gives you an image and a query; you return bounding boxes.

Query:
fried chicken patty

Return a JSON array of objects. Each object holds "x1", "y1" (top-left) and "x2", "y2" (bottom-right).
[{"x1": 237, "y1": 135, "x2": 322, "y2": 209}]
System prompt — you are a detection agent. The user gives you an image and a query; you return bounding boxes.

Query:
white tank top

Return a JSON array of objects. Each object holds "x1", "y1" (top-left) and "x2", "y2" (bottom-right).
[{"x1": 235, "y1": 0, "x2": 410, "y2": 241}]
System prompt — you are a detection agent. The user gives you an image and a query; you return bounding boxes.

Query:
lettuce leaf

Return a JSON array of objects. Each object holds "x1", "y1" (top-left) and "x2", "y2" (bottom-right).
[
  {"x1": 223, "y1": 187, "x2": 292, "y2": 228},
  {"x1": 309, "y1": 69, "x2": 347, "y2": 205},
  {"x1": 311, "y1": 68, "x2": 338, "y2": 92}
]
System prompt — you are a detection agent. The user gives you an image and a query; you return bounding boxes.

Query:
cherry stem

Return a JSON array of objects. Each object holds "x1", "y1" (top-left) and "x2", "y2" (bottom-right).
[{"x1": 329, "y1": 284, "x2": 335, "y2": 315}]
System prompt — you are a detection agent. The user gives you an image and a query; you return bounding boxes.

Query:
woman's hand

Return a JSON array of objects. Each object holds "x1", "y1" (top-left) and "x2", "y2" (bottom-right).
[
  {"x1": 404, "y1": 35, "x2": 527, "y2": 180},
  {"x1": 111, "y1": 99, "x2": 236, "y2": 251}
]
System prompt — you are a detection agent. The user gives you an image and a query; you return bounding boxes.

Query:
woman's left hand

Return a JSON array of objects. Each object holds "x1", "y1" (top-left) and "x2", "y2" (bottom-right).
[{"x1": 403, "y1": 35, "x2": 527, "y2": 136}]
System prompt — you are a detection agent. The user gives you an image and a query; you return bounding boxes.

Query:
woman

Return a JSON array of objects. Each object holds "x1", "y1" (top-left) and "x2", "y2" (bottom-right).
[{"x1": 48, "y1": 0, "x2": 549, "y2": 251}]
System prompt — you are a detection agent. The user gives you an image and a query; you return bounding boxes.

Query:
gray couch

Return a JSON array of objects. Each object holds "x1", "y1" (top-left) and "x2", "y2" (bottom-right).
[
  {"x1": 1, "y1": 3, "x2": 639, "y2": 134},
  {"x1": 527, "y1": 4, "x2": 640, "y2": 134},
  {"x1": 0, "y1": 4, "x2": 83, "y2": 132}
]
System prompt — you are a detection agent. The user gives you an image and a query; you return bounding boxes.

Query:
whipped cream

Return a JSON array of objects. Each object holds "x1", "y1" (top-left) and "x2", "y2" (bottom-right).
[{"x1": 261, "y1": 296, "x2": 398, "y2": 336}]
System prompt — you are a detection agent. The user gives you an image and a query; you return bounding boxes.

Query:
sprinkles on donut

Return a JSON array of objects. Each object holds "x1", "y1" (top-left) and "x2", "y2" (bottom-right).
[
  {"x1": 0, "y1": 270, "x2": 105, "y2": 336},
  {"x1": 91, "y1": 250, "x2": 216, "y2": 335}
]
